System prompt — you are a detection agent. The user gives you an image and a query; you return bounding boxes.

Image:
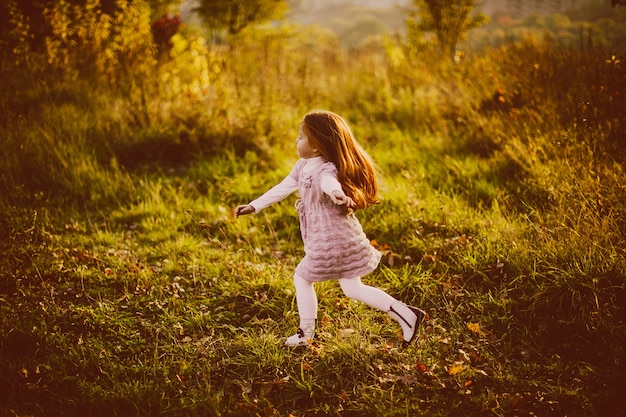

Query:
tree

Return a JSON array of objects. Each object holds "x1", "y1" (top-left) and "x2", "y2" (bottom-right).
[
  {"x1": 195, "y1": 0, "x2": 288, "y2": 36},
  {"x1": 408, "y1": 0, "x2": 488, "y2": 60},
  {"x1": 0, "y1": 0, "x2": 180, "y2": 55}
]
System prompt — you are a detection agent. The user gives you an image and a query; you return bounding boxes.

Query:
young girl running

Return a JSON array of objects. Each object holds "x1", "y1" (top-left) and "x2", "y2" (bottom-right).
[{"x1": 235, "y1": 110, "x2": 427, "y2": 347}]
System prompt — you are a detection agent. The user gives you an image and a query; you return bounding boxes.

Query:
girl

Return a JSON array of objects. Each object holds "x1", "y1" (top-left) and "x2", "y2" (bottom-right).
[{"x1": 235, "y1": 110, "x2": 427, "y2": 347}]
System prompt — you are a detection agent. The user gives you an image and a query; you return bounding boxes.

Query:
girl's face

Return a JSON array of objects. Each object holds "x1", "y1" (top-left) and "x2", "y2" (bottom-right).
[{"x1": 296, "y1": 127, "x2": 319, "y2": 159}]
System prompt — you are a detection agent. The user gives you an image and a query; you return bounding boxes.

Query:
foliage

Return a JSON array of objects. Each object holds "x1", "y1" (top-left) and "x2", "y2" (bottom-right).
[
  {"x1": 408, "y1": 0, "x2": 489, "y2": 60},
  {"x1": 195, "y1": 0, "x2": 289, "y2": 35},
  {"x1": 152, "y1": 13, "x2": 183, "y2": 52},
  {"x1": 1, "y1": 1, "x2": 626, "y2": 417},
  {"x1": 44, "y1": 0, "x2": 157, "y2": 92},
  {"x1": 469, "y1": 3, "x2": 626, "y2": 52},
  {"x1": 0, "y1": 0, "x2": 180, "y2": 58},
  {"x1": 0, "y1": 0, "x2": 34, "y2": 68}
]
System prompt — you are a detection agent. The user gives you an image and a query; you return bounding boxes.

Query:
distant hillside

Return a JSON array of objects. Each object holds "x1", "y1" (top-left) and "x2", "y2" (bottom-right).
[
  {"x1": 287, "y1": 0, "x2": 410, "y2": 47},
  {"x1": 179, "y1": 0, "x2": 621, "y2": 49},
  {"x1": 290, "y1": 0, "x2": 411, "y2": 11},
  {"x1": 481, "y1": 0, "x2": 605, "y2": 18}
]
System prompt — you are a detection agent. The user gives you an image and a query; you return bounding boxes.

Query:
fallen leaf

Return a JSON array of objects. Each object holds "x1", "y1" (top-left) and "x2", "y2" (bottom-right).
[
  {"x1": 338, "y1": 328, "x2": 356, "y2": 337},
  {"x1": 415, "y1": 363, "x2": 428, "y2": 372},
  {"x1": 448, "y1": 362, "x2": 465, "y2": 375},
  {"x1": 471, "y1": 351, "x2": 484, "y2": 364},
  {"x1": 400, "y1": 374, "x2": 418, "y2": 386},
  {"x1": 378, "y1": 373, "x2": 400, "y2": 384},
  {"x1": 466, "y1": 322, "x2": 483, "y2": 335},
  {"x1": 370, "y1": 239, "x2": 390, "y2": 251}
]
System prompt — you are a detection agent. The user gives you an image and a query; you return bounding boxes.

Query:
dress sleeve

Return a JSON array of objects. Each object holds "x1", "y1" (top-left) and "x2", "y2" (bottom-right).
[
  {"x1": 319, "y1": 162, "x2": 343, "y2": 196},
  {"x1": 248, "y1": 162, "x2": 301, "y2": 213}
]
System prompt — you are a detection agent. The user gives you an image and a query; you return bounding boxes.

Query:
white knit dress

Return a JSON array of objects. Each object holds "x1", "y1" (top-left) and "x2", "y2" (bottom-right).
[{"x1": 249, "y1": 157, "x2": 381, "y2": 282}]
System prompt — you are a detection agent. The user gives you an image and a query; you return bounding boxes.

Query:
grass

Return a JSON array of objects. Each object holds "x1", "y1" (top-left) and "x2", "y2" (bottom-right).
[
  {"x1": 1, "y1": 5, "x2": 626, "y2": 416},
  {"x1": 3, "y1": 123, "x2": 624, "y2": 416}
]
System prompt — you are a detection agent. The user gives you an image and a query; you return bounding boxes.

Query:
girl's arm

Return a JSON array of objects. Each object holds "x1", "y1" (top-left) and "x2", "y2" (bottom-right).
[
  {"x1": 235, "y1": 169, "x2": 299, "y2": 217},
  {"x1": 320, "y1": 171, "x2": 356, "y2": 208}
]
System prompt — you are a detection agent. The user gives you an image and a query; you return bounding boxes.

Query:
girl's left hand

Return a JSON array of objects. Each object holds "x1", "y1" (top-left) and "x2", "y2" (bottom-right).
[
  {"x1": 235, "y1": 204, "x2": 255, "y2": 217},
  {"x1": 330, "y1": 191, "x2": 356, "y2": 208}
]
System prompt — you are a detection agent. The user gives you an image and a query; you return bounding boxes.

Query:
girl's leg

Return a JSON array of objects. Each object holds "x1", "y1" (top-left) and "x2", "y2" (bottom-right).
[
  {"x1": 338, "y1": 276, "x2": 395, "y2": 311},
  {"x1": 285, "y1": 274, "x2": 317, "y2": 346},
  {"x1": 294, "y1": 273, "x2": 317, "y2": 320},
  {"x1": 338, "y1": 277, "x2": 427, "y2": 346}
]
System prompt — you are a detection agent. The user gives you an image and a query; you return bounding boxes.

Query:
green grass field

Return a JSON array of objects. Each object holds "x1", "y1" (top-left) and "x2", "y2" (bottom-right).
[{"x1": 1, "y1": 2, "x2": 625, "y2": 416}]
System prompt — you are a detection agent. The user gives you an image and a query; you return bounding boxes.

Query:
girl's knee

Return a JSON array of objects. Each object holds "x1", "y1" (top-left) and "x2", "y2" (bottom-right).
[
  {"x1": 339, "y1": 277, "x2": 363, "y2": 298},
  {"x1": 294, "y1": 274, "x2": 314, "y2": 289}
]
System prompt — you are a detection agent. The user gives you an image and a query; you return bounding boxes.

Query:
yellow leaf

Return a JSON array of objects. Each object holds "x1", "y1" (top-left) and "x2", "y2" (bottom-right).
[
  {"x1": 467, "y1": 322, "x2": 482, "y2": 335},
  {"x1": 448, "y1": 362, "x2": 465, "y2": 375}
]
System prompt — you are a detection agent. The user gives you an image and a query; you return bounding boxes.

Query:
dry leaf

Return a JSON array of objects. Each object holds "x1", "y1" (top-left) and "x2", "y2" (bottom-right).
[
  {"x1": 467, "y1": 322, "x2": 483, "y2": 335},
  {"x1": 338, "y1": 328, "x2": 356, "y2": 337},
  {"x1": 448, "y1": 362, "x2": 465, "y2": 375},
  {"x1": 400, "y1": 374, "x2": 418, "y2": 386}
]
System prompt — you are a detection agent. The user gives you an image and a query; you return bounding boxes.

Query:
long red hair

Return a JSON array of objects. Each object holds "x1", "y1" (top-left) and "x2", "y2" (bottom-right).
[{"x1": 301, "y1": 110, "x2": 379, "y2": 210}]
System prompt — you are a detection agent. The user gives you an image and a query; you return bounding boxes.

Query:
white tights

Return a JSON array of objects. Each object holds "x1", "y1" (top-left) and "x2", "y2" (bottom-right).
[{"x1": 294, "y1": 274, "x2": 396, "y2": 322}]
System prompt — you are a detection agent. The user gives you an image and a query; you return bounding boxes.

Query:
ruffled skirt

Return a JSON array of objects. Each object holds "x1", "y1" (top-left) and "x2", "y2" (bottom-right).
[{"x1": 295, "y1": 202, "x2": 381, "y2": 282}]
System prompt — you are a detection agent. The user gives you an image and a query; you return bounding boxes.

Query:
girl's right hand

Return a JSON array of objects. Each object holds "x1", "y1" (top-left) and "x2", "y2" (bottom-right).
[
  {"x1": 330, "y1": 191, "x2": 356, "y2": 208},
  {"x1": 235, "y1": 205, "x2": 255, "y2": 217}
]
